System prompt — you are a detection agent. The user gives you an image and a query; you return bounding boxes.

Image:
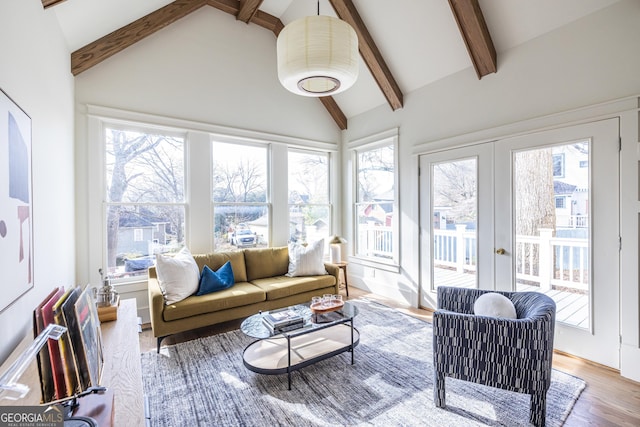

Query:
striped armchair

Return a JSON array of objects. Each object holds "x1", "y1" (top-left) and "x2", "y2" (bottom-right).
[{"x1": 433, "y1": 286, "x2": 556, "y2": 427}]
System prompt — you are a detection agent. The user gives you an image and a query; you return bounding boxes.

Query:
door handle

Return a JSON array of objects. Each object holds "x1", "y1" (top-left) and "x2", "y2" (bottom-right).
[{"x1": 495, "y1": 248, "x2": 506, "y2": 255}]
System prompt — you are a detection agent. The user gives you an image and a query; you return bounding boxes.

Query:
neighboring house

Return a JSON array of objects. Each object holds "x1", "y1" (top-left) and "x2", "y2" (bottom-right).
[
  {"x1": 553, "y1": 145, "x2": 589, "y2": 229},
  {"x1": 117, "y1": 211, "x2": 169, "y2": 258}
]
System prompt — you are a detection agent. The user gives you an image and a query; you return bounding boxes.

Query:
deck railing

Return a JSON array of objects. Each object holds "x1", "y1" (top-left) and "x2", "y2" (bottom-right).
[
  {"x1": 357, "y1": 224, "x2": 393, "y2": 259},
  {"x1": 433, "y1": 226, "x2": 589, "y2": 292}
]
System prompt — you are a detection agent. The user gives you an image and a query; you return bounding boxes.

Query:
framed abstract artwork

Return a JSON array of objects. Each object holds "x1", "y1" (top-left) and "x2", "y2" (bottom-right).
[{"x1": 0, "y1": 88, "x2": 33, "y2": 313}]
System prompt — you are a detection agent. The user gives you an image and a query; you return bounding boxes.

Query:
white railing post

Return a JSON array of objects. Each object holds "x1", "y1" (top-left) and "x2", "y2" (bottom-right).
[
  {"x1": 539, "y1": 228, "x2": 553, "y2": 291},
  {"x1": 455, "y1": 224, "x2": 466, "y2": 273}
]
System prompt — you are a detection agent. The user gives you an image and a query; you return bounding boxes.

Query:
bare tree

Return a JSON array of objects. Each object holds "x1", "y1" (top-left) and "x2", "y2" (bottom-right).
[
  {"x1": 514, "y1": 149, "x2": 556, "y2": 235},
  {"x1": 289, "y1": 154, "x2": 328, "y2": 204},
  {"x1": 514, "y1": 148, "x2": 556, "y2": 278},
  {"x1": 358, "y1": 145, "x2": 394, "y2": 202},
  {"x1": 433, "y1": 160, "x2": 476, "y2": 223},
  {"x1": 106, "y1": 130, "x2": 184, "y2": 269},
  {"x1": 237, "y1": 160, "x2": 264, "y2": 202}
]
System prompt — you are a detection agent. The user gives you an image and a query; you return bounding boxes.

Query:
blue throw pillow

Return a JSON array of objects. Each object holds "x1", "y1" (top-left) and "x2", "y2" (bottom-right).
[{"x1": 196, "y1": 262, "x2": 235, "y2": 295}]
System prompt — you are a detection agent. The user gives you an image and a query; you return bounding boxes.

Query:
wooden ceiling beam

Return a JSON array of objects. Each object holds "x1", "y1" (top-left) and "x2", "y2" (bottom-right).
[
  {"x1": 252, "y1": 10, "x2": 285, "y2": 36},
  {"x1": 237, "y1": 0, "x2": 263, "y2": 23},
  {"x1": 329, "y1": 0, "x2": 403, "y2": 111},
  {"x1": 208, "y1": 0, "x2": 240, "y2": 15},
  {"x1": 448, "y1": 0, "x2": 497, "y2": 79},
  {"x1": 42, "y1": 0, "x2": 67, "y2": 8},
  {"x1": 71, "y1": 0, "x2": 207, "y2": 76},
  {"x1": 319, "y1": 97, "x2": 348, "y2": 131}
]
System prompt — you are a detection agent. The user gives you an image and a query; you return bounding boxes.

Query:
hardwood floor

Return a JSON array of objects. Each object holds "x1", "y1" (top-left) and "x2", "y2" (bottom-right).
[{"x1": 139, "y1": 287, "x2": 640, "y2": 426}]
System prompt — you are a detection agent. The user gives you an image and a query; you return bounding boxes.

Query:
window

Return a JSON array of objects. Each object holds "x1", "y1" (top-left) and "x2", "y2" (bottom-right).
[
  {"x1": 288, "y1": 150, "x2": 330, "y2": 244},
  {"x1": 212, "y1": 142, "x2": 269, "y2": 251},
  {"x1": 579, "y1": 160, "x2": 588, "y2": 168},
  {"x1": 555, "y1": 196, "x2": 566, "y2": 209},
  {"x1": 105, "y1": 128, "x2": 185, "y2": 279},
  {"x1": 553, "y1": 153, "x2": 565, "y2": 177},
  {"x1": 354, "y1": 140, "x2": 397, "y2": 263}
]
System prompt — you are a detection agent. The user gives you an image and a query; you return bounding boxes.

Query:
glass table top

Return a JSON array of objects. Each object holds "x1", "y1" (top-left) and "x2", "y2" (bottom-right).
[{"x1": 240, "y1": 301, "x2": 358, "y2": 339}]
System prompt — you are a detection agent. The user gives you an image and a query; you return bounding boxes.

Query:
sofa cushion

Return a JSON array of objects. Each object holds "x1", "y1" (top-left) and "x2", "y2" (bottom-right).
[
  {"x1": 156, "y1": 247, "x2": 200, "y2": 305},
  {"x1": 251, "y1": 274, "x2": 336, "y2": 301},
  {"x1": 163, "y1": 282, "x2": 265, "y2": 322},
  {"x1": 196, "y1": 262, "x2": 235, "y2": 295},
  {"x1": 244, "y1": 247, "x2": 289, "y2": 282},
  {"x1": 193, "y1": 251, "x2": 247, "y2": 283},
  {"x1": 286, "y1": 240, "x2": 327, "y2": 277}
]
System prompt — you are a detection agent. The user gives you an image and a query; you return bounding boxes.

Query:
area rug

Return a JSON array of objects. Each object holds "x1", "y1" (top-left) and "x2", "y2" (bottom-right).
[{"x1": 141, "y1": 299, "x2": 585, "y2": 426}]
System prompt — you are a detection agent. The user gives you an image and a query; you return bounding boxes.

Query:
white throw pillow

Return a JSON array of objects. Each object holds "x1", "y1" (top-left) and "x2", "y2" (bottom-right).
[
  {"x1": 156, "y1": 247, "x2": 200, "y2": 305},
  {"x1": 473, "y1": 292, "x2": 517, "y2": 319},
  {"x1": 286, "y1": 240, "x2": 327, "y2": 277}
]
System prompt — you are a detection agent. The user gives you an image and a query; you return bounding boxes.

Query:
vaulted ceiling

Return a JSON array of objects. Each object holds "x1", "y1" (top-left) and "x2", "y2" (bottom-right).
[{"x1": 47, "y1": 0, "x2": 622, "y2": 130}]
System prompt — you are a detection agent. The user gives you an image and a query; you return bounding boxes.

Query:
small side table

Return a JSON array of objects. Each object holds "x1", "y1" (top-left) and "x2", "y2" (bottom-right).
[{"x1": 330, "y1": 262, "x2": 349, "y2": 296}]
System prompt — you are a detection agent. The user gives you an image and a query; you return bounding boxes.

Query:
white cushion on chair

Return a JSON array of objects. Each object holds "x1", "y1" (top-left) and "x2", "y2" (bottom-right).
[{"x1": 474, "y1": 293, "x2": 517, "y2": 319}]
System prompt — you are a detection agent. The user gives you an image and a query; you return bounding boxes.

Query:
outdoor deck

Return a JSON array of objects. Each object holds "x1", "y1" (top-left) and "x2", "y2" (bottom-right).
[{"x1": 434, "y1": 267, "x2": 589, "y2": 328}]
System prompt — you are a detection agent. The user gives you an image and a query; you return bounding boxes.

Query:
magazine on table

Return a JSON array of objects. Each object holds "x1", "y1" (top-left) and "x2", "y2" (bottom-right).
[
  {"x1": 263, "y1": 308, "x2": 304, "y2": 329},
  {"x1": 262, "y1": 317, "x2": 304, "y2": 333}
]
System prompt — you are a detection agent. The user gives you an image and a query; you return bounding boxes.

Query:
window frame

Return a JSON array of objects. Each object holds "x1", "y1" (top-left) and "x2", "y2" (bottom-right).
[
  {"x1": 287, "y1": 148, "x2": 332, "y2": 245},
  {"x1": 211, "y1": 139, "x2": 271, "y2": 252},
  {"x1": 350, "y1": 129, "x2": 400, "y2": 268},
  {"x1": 102, "y1": 124, "x2": 188, "y2": 284},
  {"x1": 85, "y1": 106, "x2": 338, "y2": 288}
]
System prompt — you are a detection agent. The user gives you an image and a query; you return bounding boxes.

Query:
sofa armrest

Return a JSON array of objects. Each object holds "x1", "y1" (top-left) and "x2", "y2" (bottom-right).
[
  {"x1": 147, "y1": 267, "x2": 166, "y2": 338},
  {"x1": 324, "y1": 263, "x2": 340, "y2": 293}
]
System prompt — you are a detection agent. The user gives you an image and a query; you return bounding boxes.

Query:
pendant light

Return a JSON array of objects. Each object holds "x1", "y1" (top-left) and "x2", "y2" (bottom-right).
[{"x1": 277, "y1": 1, "x2": 358, "y2": 96}]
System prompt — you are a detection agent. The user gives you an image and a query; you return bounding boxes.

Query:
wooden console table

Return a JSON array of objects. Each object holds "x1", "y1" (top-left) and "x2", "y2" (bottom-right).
[{"x1": 0, "y1": 298, "x2": 145, "y2": 427}]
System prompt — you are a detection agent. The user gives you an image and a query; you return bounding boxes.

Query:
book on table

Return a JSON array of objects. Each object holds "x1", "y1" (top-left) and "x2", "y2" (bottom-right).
[
  {"x1": 40, "y1": 286, "x2": 66, "y2": 400},
  {"x1": 30, "y1": 284, "x2": 106, "y2": 404},
  {"x1": 74, "y1": 287, "x2": 104, "y2": 388},
  {"x1": 263, "y1": 308, "x2": 304, "y2": 330},
  {"x1": 33, "y1": 287, "x2": 60, "y2": 403},
  {"x1": 262, "y1": 317, "x2": 304, "y2": 333},
  {"x1": 52, "y1": 288, "x2": 81, "y2": 398}
]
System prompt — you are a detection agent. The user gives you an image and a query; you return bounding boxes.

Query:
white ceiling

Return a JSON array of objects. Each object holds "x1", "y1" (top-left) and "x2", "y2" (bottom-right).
[{"x1": 52, "y1": 0, "x2": 622, "y2": 119}]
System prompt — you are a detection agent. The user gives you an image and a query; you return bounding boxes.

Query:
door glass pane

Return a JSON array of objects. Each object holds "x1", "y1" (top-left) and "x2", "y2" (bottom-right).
[
  {"x1": 432, "y1": 158, "x2": 477, "y2": 289},
  {"x1": 514, "y1": 142, "x2": 590, "y2": 328}
]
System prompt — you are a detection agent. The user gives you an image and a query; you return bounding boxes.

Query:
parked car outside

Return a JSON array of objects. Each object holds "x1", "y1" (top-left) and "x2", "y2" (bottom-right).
[
  {"x1": 231, "y1": 229, "x2": 257, "y2": 247},
  {"x1": 124, "y1": 255, "x2": 155, "y2": 272}
]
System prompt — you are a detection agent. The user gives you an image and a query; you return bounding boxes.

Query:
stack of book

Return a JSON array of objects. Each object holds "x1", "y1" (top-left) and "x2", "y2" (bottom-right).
[
  {"x1": 33, "y1": 284, "x2": 103, "y2": 403},
  {"x1": 262, "y1": 308, "x2": 304, "y2": 333}
]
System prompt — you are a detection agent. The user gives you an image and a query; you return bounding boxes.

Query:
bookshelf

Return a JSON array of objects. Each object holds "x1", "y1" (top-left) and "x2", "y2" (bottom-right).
[{"x1": 0, "y1": 298, "x2": 145, "y2": 427}]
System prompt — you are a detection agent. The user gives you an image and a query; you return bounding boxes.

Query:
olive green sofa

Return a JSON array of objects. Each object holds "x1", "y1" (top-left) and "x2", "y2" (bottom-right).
[{"x1": 148, "y1": 246, "x2": 340, "y2": 352}]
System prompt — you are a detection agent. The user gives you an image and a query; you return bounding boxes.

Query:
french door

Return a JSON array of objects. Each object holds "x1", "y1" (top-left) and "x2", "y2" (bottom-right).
[{"x1": 419, "y1": 119, "x2": 620, "y2": 367}]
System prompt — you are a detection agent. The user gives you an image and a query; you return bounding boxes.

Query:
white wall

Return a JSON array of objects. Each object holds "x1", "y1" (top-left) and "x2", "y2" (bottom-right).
[
  {"x1": 342, "y1": 0, "x2": 640, "y2": 380},
  {"x1": 74, "y1": 7, "x2": 339, "y2": 142},
  {"x1": 0, "y1": 1, "x2": 75, "y2": 364}
]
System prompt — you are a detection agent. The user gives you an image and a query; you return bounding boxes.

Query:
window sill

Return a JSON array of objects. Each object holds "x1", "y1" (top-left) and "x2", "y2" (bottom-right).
[
  {"x1": 112, "y1": 279, "x2": 148, "y2": 293},
  {"x1": 348, "y1": 256, "x2": 400, "y2": 274}
]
